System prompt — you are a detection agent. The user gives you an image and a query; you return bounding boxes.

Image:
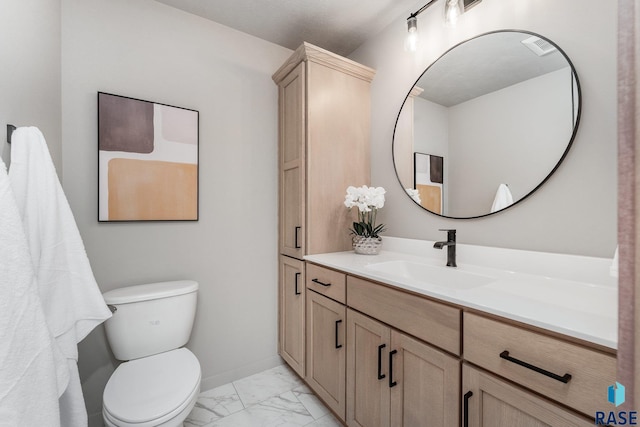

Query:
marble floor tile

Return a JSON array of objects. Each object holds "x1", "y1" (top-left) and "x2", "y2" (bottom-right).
[
  {"x1": 291, "y1": 384, "x2": 329, "y2": 420},
  {"x1": 233, "y1": 364, "x2": 304, "y2": 408},
  {"x1": 186, "y1": 364, "x2": 340, "y2": 427},
  {"x1": 184, "y1": 383, "x2": 244, "y2": 427},
  {"x1": 210, "y1": 391, "x2": 315, "y2": 427},
  {"x1": 305, "y1": 413, "x2": 343, "y2": 427}
]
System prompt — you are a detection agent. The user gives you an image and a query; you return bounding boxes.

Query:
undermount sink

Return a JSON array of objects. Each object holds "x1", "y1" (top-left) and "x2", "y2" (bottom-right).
[{"x1": 365, "y1": 260, "x2": 496, "y2": 290}]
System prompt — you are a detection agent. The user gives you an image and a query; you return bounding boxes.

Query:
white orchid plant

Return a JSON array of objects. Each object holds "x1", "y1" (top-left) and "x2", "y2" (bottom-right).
[{"x1": 344, "y1": 185, "x2": 386, "y2": 238}]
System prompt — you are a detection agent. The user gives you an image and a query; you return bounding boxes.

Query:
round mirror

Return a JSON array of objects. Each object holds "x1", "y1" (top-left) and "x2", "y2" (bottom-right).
[{"x1": 393, "y1": 30, "x2": 581, "y2": 219}]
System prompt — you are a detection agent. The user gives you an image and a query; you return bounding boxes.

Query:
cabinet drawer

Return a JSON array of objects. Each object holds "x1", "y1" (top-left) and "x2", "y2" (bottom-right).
[
  {"x1": 463, "y1": 312, "x2": 616, "y2": 416},
  {"x1": 306, "y1": 263, "x2": 346, "y2": 304},
  {"x1": 347, "y1": 276, "x2": 461, "y2": 355}
]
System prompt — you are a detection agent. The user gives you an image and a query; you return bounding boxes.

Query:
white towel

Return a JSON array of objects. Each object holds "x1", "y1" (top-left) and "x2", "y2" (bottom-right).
[
  {"x1": 610, "y1": 246, "x2": 619, "y2": 278},
  {"x1": 0, "y1": 155, "x2": 68, "y2": 426},
  {"x1": 490, "y1": 183, "x2": 514, "y2": 213},
  {"x1": 8, "y1": 127, "x2": 112, "y2": 426}
]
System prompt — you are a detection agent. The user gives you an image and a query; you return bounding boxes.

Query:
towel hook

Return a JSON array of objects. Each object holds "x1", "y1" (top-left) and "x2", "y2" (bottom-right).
[{"x1": 7, "y1": 124, "x2": 16, "y2": 144}]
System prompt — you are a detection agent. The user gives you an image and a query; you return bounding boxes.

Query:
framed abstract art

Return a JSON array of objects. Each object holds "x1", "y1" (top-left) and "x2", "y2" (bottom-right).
[{"x1": 98, "y1": 92, "x2": 199, "y2": 221}]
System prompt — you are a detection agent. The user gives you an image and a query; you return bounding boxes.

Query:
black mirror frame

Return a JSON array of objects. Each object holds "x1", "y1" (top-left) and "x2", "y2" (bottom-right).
[{"x1": 392, "y1": 29, "x2": 582, "y2": 220}]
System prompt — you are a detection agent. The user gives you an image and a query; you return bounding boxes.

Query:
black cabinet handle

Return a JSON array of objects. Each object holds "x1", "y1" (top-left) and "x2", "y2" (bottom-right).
[
  {"x1": 389, "y1": 349, "x2": 397, "y2": 388},
  {"x1": 335, "y1": 320, "x2": 343, "y2": 349},
  {"x1": 463, "y1": 391, "x2": 473, "y2": 427},
  {"x1": 294, "y1": 226, "x2": 301, "y2": 249},
  {"x1": 294, "y1": 272, "x2": 301, "y2": 295},
  {"x1": 311, "y1": 278, "x2": 331, "y2": 287},
  {"x1": 500, "y1": 351, "x2": 572, "y2": 383},
  {"x1": 377, "y1": 344, "x2": 386, "y2": 380}
]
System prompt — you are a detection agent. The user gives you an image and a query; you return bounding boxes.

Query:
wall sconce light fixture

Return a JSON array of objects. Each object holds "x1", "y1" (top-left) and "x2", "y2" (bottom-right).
[{"x1": 405, "y1": 0, "x2": 482, "y2": 51}]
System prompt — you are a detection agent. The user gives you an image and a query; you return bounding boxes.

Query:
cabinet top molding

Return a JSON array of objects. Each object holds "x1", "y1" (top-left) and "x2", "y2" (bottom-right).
[{"x1": 272, "y1": 42, "x2": 376, "y2": 84}]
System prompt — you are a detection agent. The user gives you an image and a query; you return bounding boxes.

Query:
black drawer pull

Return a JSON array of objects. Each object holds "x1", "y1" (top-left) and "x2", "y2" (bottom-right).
[
  {"x1": 294, "y1": 226, "x2": 301, "y2": 248},
  {"x1": 389, "y1": 349, "x2": 398, "y2": 388},
  {"x1": 377, "y1": 344, "x2": 386, "y2": 380},
  {"x1": 500, "y1": 351, "x2": 572, "y2": 383},
  {"x1": 463, "y1": 391, "x2": 473, "y2": 427},
  {"x1": 294, "y1": 272, "x2": 301, "y2": 295},
  {"x1": 335, "y1": 319, "x2": 343, "y2": 349},
  {"x1": 311, "y1": 278, "x2": 331, "y2": 287}
]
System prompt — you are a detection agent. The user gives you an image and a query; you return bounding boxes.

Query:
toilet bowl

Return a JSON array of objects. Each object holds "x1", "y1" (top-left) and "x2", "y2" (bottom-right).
[
  {"x1": 102, "y1": 348, "x2": 201, "y2": 427},
  {"x1": 101, "y1": 281, "x2": 201, "y2": 427}
]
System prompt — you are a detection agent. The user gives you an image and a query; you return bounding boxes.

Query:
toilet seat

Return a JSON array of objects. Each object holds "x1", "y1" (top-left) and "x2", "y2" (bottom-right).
[{"x1": 103, "y1": 348, "x2": 201, "y2": 426}]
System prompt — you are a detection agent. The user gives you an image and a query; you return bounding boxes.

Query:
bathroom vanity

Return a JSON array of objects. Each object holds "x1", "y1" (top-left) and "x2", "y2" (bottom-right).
[
  {"x1": 288, "y1": 238, "x2": 617, "y2": 426},
  {"x1": 273, "y1": 34, "x2": 616, "y2": 427}
]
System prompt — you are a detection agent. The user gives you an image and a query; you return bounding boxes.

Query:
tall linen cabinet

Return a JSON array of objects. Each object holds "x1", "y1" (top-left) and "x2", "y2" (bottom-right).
[{"x1": 273, "y1": 43, "x2": 375, "y2": 378}]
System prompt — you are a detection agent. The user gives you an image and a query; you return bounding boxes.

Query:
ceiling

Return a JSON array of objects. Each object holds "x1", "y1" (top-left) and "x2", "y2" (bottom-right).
[
  {"x1": 416, "y1": 32, "x2": 571, "y2": 107},
  {"x1": 416, "y1": 30, "x2": 570, "y2": 107},
  {"x1": 153, "y1": 0, "x2": 421, "y2": 56}
]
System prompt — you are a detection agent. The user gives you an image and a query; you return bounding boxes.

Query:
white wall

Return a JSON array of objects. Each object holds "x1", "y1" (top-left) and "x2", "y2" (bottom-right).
[
  {"x1": 61, "y1": 0, "x2": 291, "y2": 423},
  {"x1": 448, "y1": 67, "x2": 574, "y2": 217},
  {"x1": 350, "y1": 0, "x2": 617, "y2": 257},
  {"x1": 0, "y1": 0, "x2": 61, "y2": 171}
]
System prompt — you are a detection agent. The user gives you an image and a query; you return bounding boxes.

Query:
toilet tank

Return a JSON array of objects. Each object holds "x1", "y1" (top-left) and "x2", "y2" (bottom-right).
[{"x1": 102, "y1": 280, "x2": 198, "y2": 361}]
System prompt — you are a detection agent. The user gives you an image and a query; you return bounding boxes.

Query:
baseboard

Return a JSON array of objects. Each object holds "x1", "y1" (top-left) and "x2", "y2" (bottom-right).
[{"x1": 199, "y1": 355, "x2": 283, "y2": 392}]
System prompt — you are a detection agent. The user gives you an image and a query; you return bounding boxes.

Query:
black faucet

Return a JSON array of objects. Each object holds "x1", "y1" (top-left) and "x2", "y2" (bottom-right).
[{"x1": 433, "y1": 229, "x2": 457, "y2": 267}]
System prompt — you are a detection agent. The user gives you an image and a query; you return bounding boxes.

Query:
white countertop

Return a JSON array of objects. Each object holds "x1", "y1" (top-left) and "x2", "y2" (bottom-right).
[{"x1": 305, "y1": 237, "x2": 618, "y2": 350}]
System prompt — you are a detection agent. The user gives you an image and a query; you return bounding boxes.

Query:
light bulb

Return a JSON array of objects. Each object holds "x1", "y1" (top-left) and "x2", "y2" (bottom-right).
[
  {"x1": 405, "y1": 16, "x2": 419, "y2": 52},
  {"x1": 444, "y1": 0, "x2": 462, "y2": 28}
]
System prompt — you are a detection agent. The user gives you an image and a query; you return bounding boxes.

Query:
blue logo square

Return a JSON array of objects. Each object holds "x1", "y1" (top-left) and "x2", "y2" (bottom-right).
[{"x1": 608, "y1": 382, "x2": 626, "y2": 407}]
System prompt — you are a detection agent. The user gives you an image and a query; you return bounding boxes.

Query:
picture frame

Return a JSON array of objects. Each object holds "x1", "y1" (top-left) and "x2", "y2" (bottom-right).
[
  {"x1": 414, "y1": 152, "x2": 444, "y2": 214},
  {"x1": 98, "y1": 92, "x2": 199, "y2": 222}
]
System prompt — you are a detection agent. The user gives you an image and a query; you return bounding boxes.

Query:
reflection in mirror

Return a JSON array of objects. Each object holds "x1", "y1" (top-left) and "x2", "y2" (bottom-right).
[{"x1": 393, "y1": 30, "x2": 580, "y2": 219}]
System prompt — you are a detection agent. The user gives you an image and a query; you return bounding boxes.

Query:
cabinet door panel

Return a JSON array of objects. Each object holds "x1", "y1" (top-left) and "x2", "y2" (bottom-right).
[
  {"x1": 279, "y1": 256, "x2": 305, "y2": 376},
  {"x1": 279, "y1": 62, "x2": 305, "y2": 259},
  {"x1": 347, "y1": 309, "x2": 390, "y2": 427},
  {"x1": 306, "y1": 291, "x2": 346, "y2": 420},
  {"x1": 463, "y1": 365, "x2": 593, "y2": 427},
  {"x1": 390, "y1": 332, "x2": 460, "y2": 427}
]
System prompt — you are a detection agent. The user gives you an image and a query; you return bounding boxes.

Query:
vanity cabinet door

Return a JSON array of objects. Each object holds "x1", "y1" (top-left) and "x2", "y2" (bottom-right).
[
  {"x1": 306, "y1": 290, "x2": 346, "y2": 420},
  {"x1": 389, "y1": 331, "x2": 460, "y2": 427},
  {"x1": 279, "y1": 62, "x2": 306, "y2": 259},
  {"x1": 347, "y1": 309, "x2": 391, "y2": 427},
  {"x1": 278, "y1": 256, "x2": 305, "y2": 377},
  {"x1": 462, "y1": 365, "x2": 592, "y2": 427}
]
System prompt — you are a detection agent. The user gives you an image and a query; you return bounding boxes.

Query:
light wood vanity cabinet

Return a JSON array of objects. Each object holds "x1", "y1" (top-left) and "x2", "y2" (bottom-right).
[
  {"x1": 297, "y1": 267, "x2": 616, "y2": 426},
  {"x1": 346, "y1": 309, "x2": 460, "y2": 427},
  {"x1": 306, "y1": 263, "x2": 346, "y2": 304},
  {"x1": 345, "y1": 275, "x2": 461, "y2": 427},
  {"x1": 347, "y1": 276, "x2": 461, "y2": 355},
  {"x1": 463, "y1": 312, "x2": 616, "y2": 418},
  {"x1": 305, "y1": 264, "x2": 348, "y2": 420},
  {"x1": 306, "y1": 290, "x2": 346, "y2": 420},
  {"x1": 463, "y1": 365, "x2": 593, "y2": 427},
  {"x1": 278, "y1": 256, "x2": 305, "y2": 377}
]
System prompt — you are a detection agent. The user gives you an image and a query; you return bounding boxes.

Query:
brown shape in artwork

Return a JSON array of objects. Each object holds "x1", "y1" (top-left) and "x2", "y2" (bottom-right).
[
  {"x1": 430, "y1": 155, "x2": 444, "y2": 184},
  {"x1": 107, "y1": 159, "x2": 197, "y2": 220},
  {"x1": 99, "y1": 93, "x2": 154, "y2": 153}
]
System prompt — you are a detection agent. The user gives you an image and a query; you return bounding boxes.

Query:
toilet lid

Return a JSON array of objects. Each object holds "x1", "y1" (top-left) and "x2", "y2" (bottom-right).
[{"x1": 103, "y1": 348, "x2": 201, "y2": 424}]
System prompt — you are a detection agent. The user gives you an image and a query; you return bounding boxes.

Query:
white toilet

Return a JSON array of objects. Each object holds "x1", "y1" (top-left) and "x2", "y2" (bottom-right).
[{"x1": 101, "y1": 280, "x2": 201, "y2": 427}]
